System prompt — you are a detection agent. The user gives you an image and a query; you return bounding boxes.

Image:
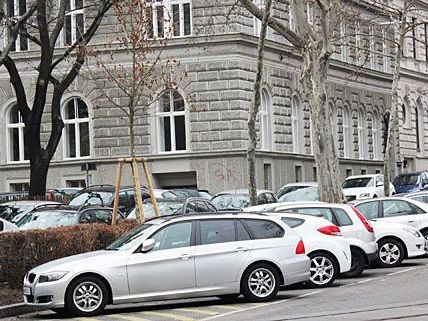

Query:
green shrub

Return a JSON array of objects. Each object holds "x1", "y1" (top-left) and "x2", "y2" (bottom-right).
[{"x1": 0, "y1": 221, "x2": 138, "y2": 289}]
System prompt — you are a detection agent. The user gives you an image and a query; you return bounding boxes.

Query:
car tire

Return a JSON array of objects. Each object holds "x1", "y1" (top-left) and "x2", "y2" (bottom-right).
[
  {"x1": 241, "y1": 263, "x2": 280, "y2": 302},
  {"x1": 343, "y1": 248, "x2": 365, "y2": 277},
  {"x1": 217, "y1": 294, "x2": 240, "y2": 301},
  {"x1": 308, "y1": 252, "x2": 338, "y2": 288},
  {"x1": 377, "y1": 238, "x2": 405, "y2": 268},
  {"x1": 65, "y1": 275, "x2": 108, "y2": 316}
]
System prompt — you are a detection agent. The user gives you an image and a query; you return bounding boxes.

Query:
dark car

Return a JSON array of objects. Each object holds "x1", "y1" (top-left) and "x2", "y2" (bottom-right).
[
  {"x1": 393, "y1": 171, "x2": 428, "y2": 194},
  {"x1": 164, "y1": 189, "x2": 212, "y2": 200},
  {"x1": 16, "y1": 205, "x2": 125, "y2": 230},
  {"x1": 67, "y1": 185, "x2": 149, "y2": 215},
  {"x1": 127, "y1": 197, "x2": 217, "y2": 219}
]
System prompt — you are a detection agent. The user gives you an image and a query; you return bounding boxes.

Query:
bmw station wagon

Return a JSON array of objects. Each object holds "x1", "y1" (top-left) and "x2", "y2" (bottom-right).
[{"x1": 23, "y1": 213, "x2": 310, "y2": 316}]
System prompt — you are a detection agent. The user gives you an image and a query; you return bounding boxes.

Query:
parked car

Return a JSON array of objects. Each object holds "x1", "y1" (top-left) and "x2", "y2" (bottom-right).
[
  {"x1": 0, "y1": 217, "x2": 18, "y2": 232},
  {"x1": 272, "y1": 213, "x2": 351, "y2": 287},
  {"x1": 23, "y1": 212, "x2": 310, "y2": 316},
  {"x1": 353, "y1": 197, "x2": 428, "y2": 241},
  {"x1": 276, "y1": 182, "x2": 318, "y2": 200},
  {"x1": 211, "y1": 189, "x2": 277, "y2": 211},
  {"x1": 67, "y1": 185, "x2": 149, "y2": 215},
  {"x1": 16, "y1": 205, "x2": 125, "y2": 230},
  {"x1": 403, "y1": 191, "x2": 428, "y2": 204},
  {"x1": 127, "y1": 197, "x2": 217, "y2": 219},
  {"x1": 342, "y1": 174, "x2": 395, "y2": 202},
  {"x1": 151, "y1": 189, "x2": 212, "y2": 200},
  {"x1": 46, "y1": 188, "x2": 82, "y2": 200},
  {"x1": 0, "y1": 200, "x2": 62, "y2": 224},
  {"x1": 369, "y1": 220, "x2": 426, "y2": 267},
  {"x1": 246, "y1": 202, "x2": 377, "y2": 277},
  {"x1": 393, "y1": 171, "x2": 428, "y2": 194}
]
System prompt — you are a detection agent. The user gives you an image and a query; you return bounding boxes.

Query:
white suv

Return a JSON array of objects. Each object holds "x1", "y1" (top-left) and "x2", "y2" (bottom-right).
[
  {"x1": 342, "y1": 174, "x2": 395, "y2": 202},
  {"x1": 246, "y1": 203, "x2": 378, "y2": 277}
]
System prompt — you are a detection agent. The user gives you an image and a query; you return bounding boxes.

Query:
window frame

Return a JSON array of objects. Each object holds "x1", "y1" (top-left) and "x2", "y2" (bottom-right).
[
  {"x1": 342, "y1": 106, "x2": 352, "y2": 158},
  {"x1": 61, "y1": 97, "x2": 92, "y2": 160},
  {"x1": 59, "y1": 0, "x2": 85, "y2": 47},
  {"x1": 259, "y1": 87, "x2": 273, "y2": 151},
  {"x1": 357, "y1": 109, "x2": 366, "y2": 159},
  {"x1": 291, "y1": 95, "x2": 303, "y2": 154},
  {"x1": 6, "y1": 104, "x2": 28, "y2": 163},
  {"x1": 5, "y1": 0, "x2": 29, "y2": 52},
  {"x1": 197, "y1": 218, "x2": 237, "y2": 246},
  {"x1": 155, "y1": 89, "x2": 188, "y2": 154},
  {"x1": 145, "y1": 220, "x2": 195, "y2": 252}
]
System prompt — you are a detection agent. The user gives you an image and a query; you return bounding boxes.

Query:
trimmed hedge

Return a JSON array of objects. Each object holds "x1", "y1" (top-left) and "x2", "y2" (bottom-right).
[{"x1": 0, "y1": 221, "x2": 138, "y2": 289}]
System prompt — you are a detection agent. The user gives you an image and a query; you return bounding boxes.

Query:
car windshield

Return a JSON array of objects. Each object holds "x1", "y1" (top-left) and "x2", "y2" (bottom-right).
[
  {"x1": 211, "y1": 194, "x2": 249, "y2": 210},
  {"x1": 394, "y1": 174, "x2": 420, "y2": 186},
  {"x1": 278, "y1": 187, "x2": 319, "y2": 202},
  {"x1": 17, "y1": 211, "x2": 78, "y2": 230},
  {"x1": 127, "y1": 202, "x2": 184, "y2": 219},
  {"x1": 0, "y1": 204, "x2": 33, "y2": 222},
  {"x1": 342, "y1": 177, "x2": 374, "y2": 188},
  {"x1": 68, "y1": 191, "x2": 113, "y2": 206},
  {"x1": 107, "y1": 223, "x2": 155, "y2": 251},
  {"x1": 276, "y1": 185, "x2": 313, "y2": 199}
]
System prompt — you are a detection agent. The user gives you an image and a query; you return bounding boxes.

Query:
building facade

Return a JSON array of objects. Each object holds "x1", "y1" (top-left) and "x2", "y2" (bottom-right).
[{"x1": 0, "y1": 0, "x2": 426, "y2": 194}]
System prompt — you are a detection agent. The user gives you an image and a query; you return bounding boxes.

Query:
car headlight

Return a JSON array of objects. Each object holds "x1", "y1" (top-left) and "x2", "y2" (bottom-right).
[
  {"x1": 403, "y1": 228, "x2": 422, "y2": 238},
  {"x1": 38, "y1": 272, "x2": 68, "y2": 283},
  {"x1": 358, "y1": 193, "x2": 371, "y2": 198}
]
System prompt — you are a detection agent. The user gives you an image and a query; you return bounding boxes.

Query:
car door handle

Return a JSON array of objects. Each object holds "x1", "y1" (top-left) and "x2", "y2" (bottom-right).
[
  {"x1": 178, "y1": 254, "x2": 193, "y2": 260},
  {"x1": 235, "y1": 247, "x2": 248, "y2": 252}
]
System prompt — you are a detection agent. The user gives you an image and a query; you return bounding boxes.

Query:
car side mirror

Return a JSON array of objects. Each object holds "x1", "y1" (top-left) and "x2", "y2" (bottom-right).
[
  {"x1": 376, "y1": 182, "x2": 384, "y2": 187},
  {"x1": 141, "y1": 239, "x2": 156, "y2": 253}
]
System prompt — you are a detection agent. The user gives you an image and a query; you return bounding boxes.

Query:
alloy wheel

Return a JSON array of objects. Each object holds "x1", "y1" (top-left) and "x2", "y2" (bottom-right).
[
  {"x1": 379, "y1": 243, "x2": 401, "y2": 265},
  {"x1": 248, "y1": 268, "x2": 275, "y2": 298},
  {"x1": 310, "y1": 256, "x2": 334, "y2": 285},
  {"x1": 72, "y1": 281, "x2": 103, "y2": 313}
]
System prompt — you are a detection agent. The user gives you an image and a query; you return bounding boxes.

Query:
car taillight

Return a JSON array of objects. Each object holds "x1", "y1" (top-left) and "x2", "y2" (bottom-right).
[
  {"x1": 295, "y1": 239, "x2": 305, "y2": 255},
  {"x1": 352, "y1": 206, "x2": 374, "y2": 233},
  {"x1": 317, "y1": 225, "x2": 342, "y2": 236}
]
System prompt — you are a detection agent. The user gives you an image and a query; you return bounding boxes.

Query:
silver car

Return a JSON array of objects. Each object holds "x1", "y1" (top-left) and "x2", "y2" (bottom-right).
[{"x1": 23, "y1": 213, "x2": 310, "y2": 316}]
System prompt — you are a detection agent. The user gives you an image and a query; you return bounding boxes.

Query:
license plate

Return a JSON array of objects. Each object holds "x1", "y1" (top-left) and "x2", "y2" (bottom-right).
[{"x1": 23, "y1": 286, "x2": 31, "y2": 295}]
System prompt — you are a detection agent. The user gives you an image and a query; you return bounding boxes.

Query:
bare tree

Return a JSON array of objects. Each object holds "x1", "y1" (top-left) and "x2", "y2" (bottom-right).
[
  {"x1": 247, "y1": 0, "x2": 273, "y2": 206},
  {"x1": 240, "y1": 0, "x2": 344, "y2": 203},
  {"x1": 1, "y1": 0, "x2": 113, "y2": 197}
]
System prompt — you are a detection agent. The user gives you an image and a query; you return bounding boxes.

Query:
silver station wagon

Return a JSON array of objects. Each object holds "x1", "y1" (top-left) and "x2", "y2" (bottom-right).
[{"x1": 23, "y1": 213, "x2": 310, "y2": 316}]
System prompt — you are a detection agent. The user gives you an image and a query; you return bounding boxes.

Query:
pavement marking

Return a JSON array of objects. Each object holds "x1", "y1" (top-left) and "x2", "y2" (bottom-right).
[
  {"x1": 356, "y1": 278, "x2": 373, "y2": 284},
  {"x1": 76, "y1": 318, "x2": 103, "y2": 321},
  {"x1": 175, "y1": 308, "x2": 218, "y2": 316},
  {"x1": 209, "y1": 304, "x2": 243, "y2": 310},
  {"x1": 387, "y1": 267, "x2": 415, "y2": 276},
  {"x1": 111, "y1": 314, "x2": 152, "y2": 321},
  {"x1": 142, "y1": 311, "x2": 196, "y2": 321}
]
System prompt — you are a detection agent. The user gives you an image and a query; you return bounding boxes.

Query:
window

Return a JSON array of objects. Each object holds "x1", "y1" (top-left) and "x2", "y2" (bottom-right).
[
  {"x1": 416, "y1": 107, "x2": 421, "y2": 151},
  {"x1": 281, "y1": 217, "x2": 304, "y2": 228},
  {"x1": 63, "y1": 98, "x2": 90, "y2": 159},
  {"x1": 151, "y1": 221, "x2": 192, "y2": 251},
  {"x1": 9, "y1": 182, "x2": 29, "y2": 191},
  {"x1": 62, "y1": 0, "x2": 84, "y2": 46},
  {"x1": 356, "y1": 201, "x2": 379, "y2": 220},
  {"x1": 332, "y1": 208, "x2": 353, "y2": 226},
  {"x1": 382, "y1": 29, "x2": 390, "y2": 73},
  {"x1": 260, "y1": 88, "x2": 272, "y2": 151},
  {"x1": 79, "y1": 209, "x2": 112, "y2": 224},
  {"x1": 291, "y1": 95, "x2": 302, "y2": 153},
  {"x1": 6, "y1": 0, "x2": 28, "y2": 51},
  {"x1": 307, "y1": 1, "x2": 314, "y2": 25},
  {"x1": 66, "y1": 179, "x2": 86, "y2": 188},
  {"x1": 425, "y1": 23, "x2": 428, "y2": 62},
  {"x1": 200, "y1": 219, "x2": 235, "y2": 245},
  {"x1": 237, "y1": 220, "x2": 251, "y2": 241},
  {"x1": 294, "y1": 208, "x2": 337, "y2": 225},
  {"x1": 340, "y1": 21, "x2": 348, "y2": 62},
  {"x1": 7, "y1": 104, "x2": 28, "y2": 162},
  {"x1": 288, "y1": 3, "x2": 295, "y2": 32},
  {"x1": 412, "y1": 17, "x2": 417, "y2": 59},
  {"x1": 295, "y1": 165, "x2": 302, "y2": 182},
  {"x1": 355, "y1": 21, "x2": 362, "y2": 64},
  {"x1": 157, "y1": 90, "x2": 187, "y2": 152},
  {"x1": 243, "y1": 219, "x2": 284, "y2": 239},
  {"x1": 402, "y1": 102, "x2": 408, "y2": 126},
  {"x1": 357, "y1": 110, "x2": 366, "y2": 159},
  {"x1": 369, "y1": 25, "x2": 376, "y2": 69},
  {"x1": 343, "y1": 107, "x2": 351, "y2": 158},
  {"x1": 372, "y1": 112, "x2": 381, "y2": 160},
  {"x1": 253, "y1": 1, "x2": 273, "y2": 38},
  {"x1": 146, "y1": 0, "x2": 191, "y2": 38},
  {"x1": 383, "y1": 200, "x2": 415, "y2": 217}
]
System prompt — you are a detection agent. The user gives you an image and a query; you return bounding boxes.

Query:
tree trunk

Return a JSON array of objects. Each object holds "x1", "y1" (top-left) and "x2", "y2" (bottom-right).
[
  {"x1": 247, "y1": 0, "x2": 272, "y2": 206},
  {"x1": 28, "y1": 154, "x2": 50, "y2": 198},
  {"x1": 302, "y1": 45, "x2": 343, "y2": 203}
]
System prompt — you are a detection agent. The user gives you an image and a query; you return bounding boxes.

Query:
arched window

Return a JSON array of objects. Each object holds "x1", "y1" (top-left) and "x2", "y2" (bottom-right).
[
  {"x1": 415, "y1": 107, "x2": 421, "y2": 151},
  {"x1": 343, "y1": 107, "x2": 352, "y2": 158},
  {"x1": 357, "y1": 110, "x2": 366, "y2": 159},
  {"x1": 291, "y1": 95, "x2": 303, "y2": 154},
  {"x1": 260, "y1": 88, "x2": 272, "y2": 151},
  {"x1": 63, "y1": 97, "x2": 90, "y2": 158},
  {"x1": 157, "y1": 89, "x2": 187, "y2": 152},
  {"x1": 372, "y1": 111, "x2": 382, "y2": 160},
  {"x1": 6, "y1": 104, "x2": 28, "y2": 162}
]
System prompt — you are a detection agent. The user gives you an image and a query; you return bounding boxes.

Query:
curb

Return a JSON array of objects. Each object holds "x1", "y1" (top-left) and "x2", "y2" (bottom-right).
[{"x1": 0, "y1": 303, "x2": 44, "y2": 318}]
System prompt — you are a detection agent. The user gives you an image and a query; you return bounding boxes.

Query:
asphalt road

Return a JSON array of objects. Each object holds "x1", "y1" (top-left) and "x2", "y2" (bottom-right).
[{"x1": 9, "y1": 257, "x2": 428, "y2": 321}]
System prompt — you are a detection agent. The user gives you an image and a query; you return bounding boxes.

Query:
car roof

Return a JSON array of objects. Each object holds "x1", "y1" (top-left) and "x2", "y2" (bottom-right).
[
  {"x1": 0, "y1": 200, "x2": 59, "y2": 206},
  {"x1": 215, "y1": 189, "x2": 274, "y2": 196},
  {"x1": 396, "y1": 171, "x2": 425, "y2": 177},
  {"x1": 274, "y1": 202, "x2": 348, "y2": 209},
  {"x1": 346, "y1": 174, "x2": 379, "y2": 179},
  {"x1": 78, "y1": 185, "x2": 148, "y2": 192},
  {"x1": 279, "y1": 182, "x2": 318, "y2": 187},
  {"x1": 353, "y1": 196, "x2": 413, "y2": 204}
]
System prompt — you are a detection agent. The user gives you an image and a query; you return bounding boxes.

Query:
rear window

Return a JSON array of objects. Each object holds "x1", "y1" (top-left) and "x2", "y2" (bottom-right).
[
  {"x1": 355, "y1": 201, "x2": 379, "y2": 220},
  {"x1": 243, "y1": 219, "x2": 284, "y2": 239},
  {"x1": 332, "y1": 208, "x2": 353, "y2": 226},
  {"x1": 393, "y1": 174, "x2": 420, "y2": 186},
  {"x1": 281, "y1": 217, "x2": 305, "y2": 228}
]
